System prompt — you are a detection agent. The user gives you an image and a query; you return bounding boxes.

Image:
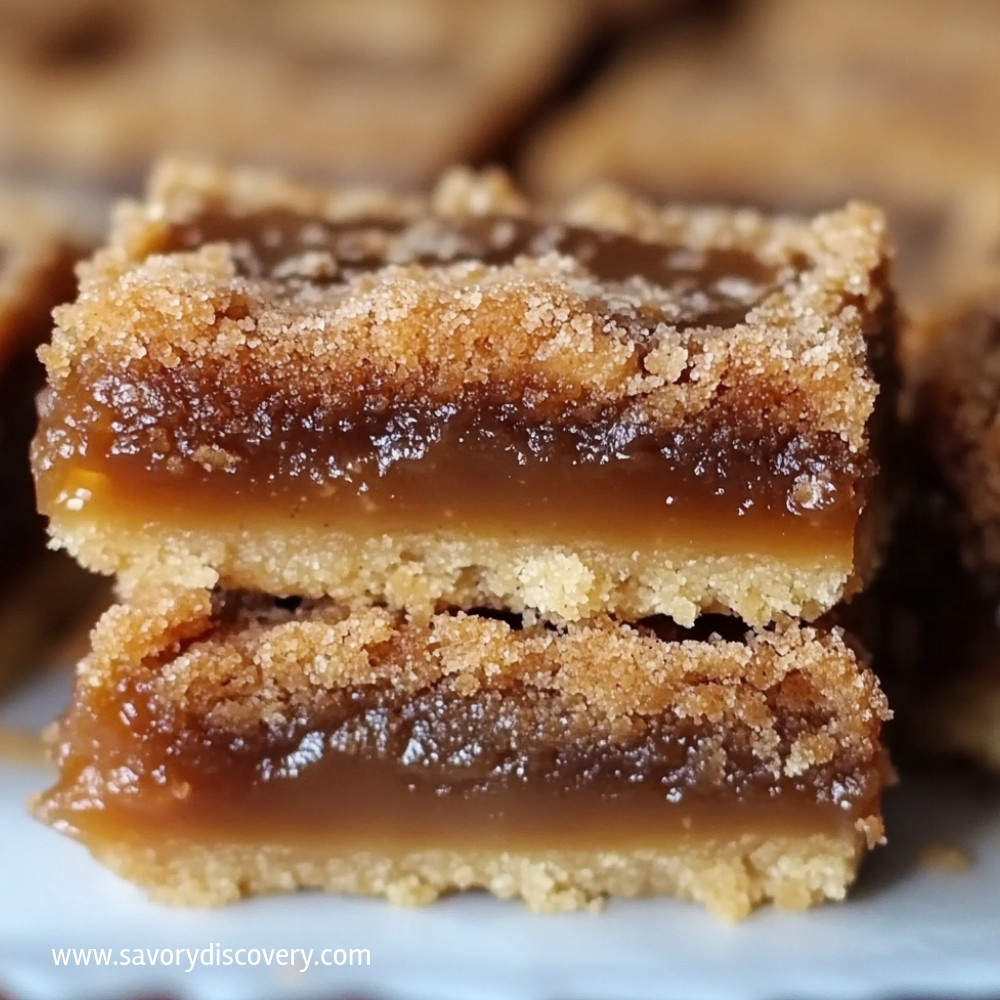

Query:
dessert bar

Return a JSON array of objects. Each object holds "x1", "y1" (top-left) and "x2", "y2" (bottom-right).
[
  {"x1": 0, "y1": 188, "x2": 97, "y2": 688},
  {"x1": 524, "y1": 0, "x2": 1000, "y2": 300},
  {"x1": 36, "y1": 587, "x2": 891, "y2": 919},
  {"x1": 34, "y1": 162, "x2": 896, "y2": 626},
  {"x1": 0, "y1": 188, "x2": 76, "y2": 579},
  {"x1": 0, "y1": 0, "x2": 588, "y2": 184},
  {"x1": 916, "y1": 290, "x2": 1000, "y2": 576},
  {"x1": 882, "y1": 287, "x2": 1000, "y2": 769}
]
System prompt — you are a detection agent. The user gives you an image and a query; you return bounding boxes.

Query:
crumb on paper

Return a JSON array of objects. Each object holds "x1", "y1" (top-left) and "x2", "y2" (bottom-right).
[
  {"x1": 919, "y1": 843, "x2": 972, "y2": 873},
  {"x1": 0, "y1": 727, "x2": 50, "y2": 770}
]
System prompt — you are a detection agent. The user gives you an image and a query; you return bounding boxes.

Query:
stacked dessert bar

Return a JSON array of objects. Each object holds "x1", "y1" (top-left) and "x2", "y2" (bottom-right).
[{"x1": 33, "y1": 162, "x2": 895, "y2": 920}]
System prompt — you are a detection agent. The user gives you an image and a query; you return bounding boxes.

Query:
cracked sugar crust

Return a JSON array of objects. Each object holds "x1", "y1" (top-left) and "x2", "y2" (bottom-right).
[
  {"x1": 914, "y1": 287, "x2": 1000, "y2": 574},
  {"x1": 77, "y1": 586, "x2": 890, "y2": 786},
  {"x1": 41, "y1": 160, "x2": 891, "y2": 452}
]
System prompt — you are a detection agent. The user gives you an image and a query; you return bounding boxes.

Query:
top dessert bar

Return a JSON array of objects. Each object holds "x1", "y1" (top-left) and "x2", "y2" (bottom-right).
[
  {"x1": 524, "y1": 0, "x2": 1000, "y2": 301},
  {"x1": 34, "y1": 162, "x2": 895, "y2": 625}
]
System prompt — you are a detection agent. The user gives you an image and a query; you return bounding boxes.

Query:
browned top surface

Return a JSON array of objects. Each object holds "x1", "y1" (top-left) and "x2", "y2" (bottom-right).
[
  {"x1": 41, "y1": 161, "x2": 891, "y2": 451},
  {"x1": 74, "y1": 586, "x2": 889, "y2": 788}
]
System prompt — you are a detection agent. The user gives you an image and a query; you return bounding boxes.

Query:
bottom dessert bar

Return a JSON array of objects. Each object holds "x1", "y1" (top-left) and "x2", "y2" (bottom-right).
[{"x1": 36, "y1": 589, "x2": 891, "y2": 920}]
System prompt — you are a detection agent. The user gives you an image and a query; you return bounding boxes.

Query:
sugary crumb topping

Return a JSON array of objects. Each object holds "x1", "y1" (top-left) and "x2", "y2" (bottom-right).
[
  {"x1": 42, "y1": 160, "x2": 891, "y2": 449},
  {"x1": 77, "y1": 587, "x2": 889, "y2": 782}
]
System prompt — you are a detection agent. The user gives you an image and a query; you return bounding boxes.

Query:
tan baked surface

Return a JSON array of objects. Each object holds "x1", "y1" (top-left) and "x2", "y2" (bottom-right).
[
  {"x1": 41, "y1": 161, "x2": 889, "y2": 450},
  {"x1": 53, "y1": 519, "x2": 862, "y2": 628},
  {"x1": 87, "y1": 834, "x2": 874, "y2": 920},
  {"x1": 524, "y1": 0, "x2": 1000, "y2": 298},
  {"x1": 76, "y1": 587, "x2": 889, "y2": 782},
  {"x1": 0, "y1": 0, "x2": 588, "y2": 183}
]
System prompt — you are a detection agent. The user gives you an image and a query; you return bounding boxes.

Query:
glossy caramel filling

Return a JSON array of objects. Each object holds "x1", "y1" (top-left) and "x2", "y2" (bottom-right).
[
  {"x1": 38, "y1": 403, "x2": 864, "y2": 558},
  {"x1": 43, "y1": 673, "x2": 882, "y2": 852}
]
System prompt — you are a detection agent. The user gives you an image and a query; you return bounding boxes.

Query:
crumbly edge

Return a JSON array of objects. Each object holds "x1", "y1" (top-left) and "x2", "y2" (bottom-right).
[
  {"x1": 84, "y1": 833, "x2": 877, "y2": 920},
  {"x1": 41, "y1": 161, "x2": 890, "y2": 450},
  {"x1": 51, "y1": 519, "x2": 861, "y2": 627},
  {"x1": 73, "y1": 586, "x2": 889, "y2": 782}
]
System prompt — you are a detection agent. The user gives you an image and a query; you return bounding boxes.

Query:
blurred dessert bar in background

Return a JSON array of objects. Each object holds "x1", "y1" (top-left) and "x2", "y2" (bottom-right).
[
  {"x1": 0, "y1": 187, "x2": 105, "y2": 691},
  {"x1": 524, "y1": 0, "x2": 1000, "y2": 302},
  {"x1": 879, "y1": 286, "x2": 1000, "y2": 769},
  {"x1": 0, "y1": 0, "x2": 616, "y2": 187},
  {"x1": 34, "y1": 162, "x2": 895, "y2": 627}
]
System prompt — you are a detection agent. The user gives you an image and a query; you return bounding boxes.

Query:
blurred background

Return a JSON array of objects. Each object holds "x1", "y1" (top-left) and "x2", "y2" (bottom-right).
[{"x1": 2, "y1": 5, "x2": 1000, "y2": 997}]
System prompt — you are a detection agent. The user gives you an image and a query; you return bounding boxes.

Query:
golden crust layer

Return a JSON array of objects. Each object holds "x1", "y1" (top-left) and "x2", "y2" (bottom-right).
[
  {"x1": 87, "y1": 835, "x2": 873, "y2": 921},
  {"x1": 42, "y1": 161, "x2": 889, "y2": 450},
  {"x1": 49, "y1": 522, "x2": 860, "y2": 627}
]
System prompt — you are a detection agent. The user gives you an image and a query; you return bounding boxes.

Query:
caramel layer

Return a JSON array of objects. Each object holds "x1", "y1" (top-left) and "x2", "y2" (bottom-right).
[
  {"x1": 43, "y1": 669, "x2": 883, "y2": 853},
  {"x1": 37, "y1": 399, "x2": 864, "y2": 558}
]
